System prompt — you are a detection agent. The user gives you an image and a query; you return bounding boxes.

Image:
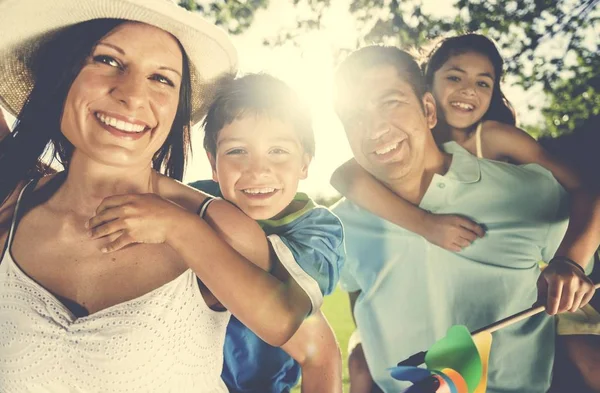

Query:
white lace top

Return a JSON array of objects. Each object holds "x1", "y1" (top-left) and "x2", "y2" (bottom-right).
[{"x1": 0, "y1": 182, "x2": 230, "y2": 392}]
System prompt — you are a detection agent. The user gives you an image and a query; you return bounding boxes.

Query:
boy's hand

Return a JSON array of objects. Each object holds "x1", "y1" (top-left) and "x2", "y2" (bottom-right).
[
  {"x1": 536, "y1": 261, "x2": 595, "y2": 315},
  {"x1": 87, "y1": 193, "x2": 188, "y2": 252},
  {"x1": 423, "y1": 213, "x2": 485, "y2": 252}
]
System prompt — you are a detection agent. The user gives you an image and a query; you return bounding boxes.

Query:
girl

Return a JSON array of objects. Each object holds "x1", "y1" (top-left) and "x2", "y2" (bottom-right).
[{"x1": 332, "y1": 33, "x2": 598, "y2": 271}]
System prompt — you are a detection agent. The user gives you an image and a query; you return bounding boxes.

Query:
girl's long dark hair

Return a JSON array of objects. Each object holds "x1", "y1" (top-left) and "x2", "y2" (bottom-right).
[
  {"x1": 0, "y1": 19, "x2": 192, "y2": 205},
  {"x1": 423, "y1": 34, "x2": 516, "y2": 127}
]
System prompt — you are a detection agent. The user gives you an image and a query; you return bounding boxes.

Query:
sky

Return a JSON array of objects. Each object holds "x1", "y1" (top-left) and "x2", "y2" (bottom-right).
[{"x1": 0, "y1": 0, "x2": 555, "y2": 199}]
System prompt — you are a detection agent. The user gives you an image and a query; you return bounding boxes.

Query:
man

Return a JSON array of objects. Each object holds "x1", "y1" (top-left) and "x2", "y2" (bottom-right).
[{"x1": 331, "y1": 46, "x2": 596, "y2": 393}]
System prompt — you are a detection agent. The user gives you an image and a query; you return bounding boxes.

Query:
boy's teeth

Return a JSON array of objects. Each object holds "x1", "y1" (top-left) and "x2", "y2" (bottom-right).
[
  {"x1": 451, "y1": 102, "x2": 474, "y2": 110},
  {"x1": 96, "y1": 113, "x2": 146, "y2": 133},
  {"x1": 243, "y1": 188, "x2": 276, "y2": 195},
  {"x1": 375, "y1": 143, "x2": 398, "y2": 155}
]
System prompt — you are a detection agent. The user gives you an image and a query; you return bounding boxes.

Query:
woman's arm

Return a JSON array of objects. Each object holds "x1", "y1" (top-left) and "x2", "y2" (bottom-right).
[
  {"x1": 331, "y1": 159, "x2": 484, "y2": 251},
  {"x1": 0, "y1": 109, "x2": 10, "y2": 141},
  {"x1": 281, "y1": 310, "x2": 343, "y2": 393}
]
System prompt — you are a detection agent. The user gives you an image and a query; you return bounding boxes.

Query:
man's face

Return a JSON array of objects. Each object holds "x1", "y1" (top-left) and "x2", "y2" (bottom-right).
[{"x1": 339, "y1": 65, "x2": 437, "y2": 183}]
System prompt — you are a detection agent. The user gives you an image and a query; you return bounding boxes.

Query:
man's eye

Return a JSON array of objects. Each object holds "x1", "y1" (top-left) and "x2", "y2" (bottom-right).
[
  {"x1": 151, "y1": 74, "x2": 175, "y2": 87},
  {"x1": 93, "y1": 55, "x2": 122, "y2": 69},
  {"x1": 382, "y1": 99, "x2": 400, "y2": 108},
  {"x1": 226, "y1": 148, "x2": 246, "y2": 155}
]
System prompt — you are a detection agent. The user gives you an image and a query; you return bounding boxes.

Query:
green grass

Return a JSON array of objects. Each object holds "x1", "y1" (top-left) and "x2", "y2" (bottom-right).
[{"x1": 292, "y1": 286, "x2": 354, "y2": 392}]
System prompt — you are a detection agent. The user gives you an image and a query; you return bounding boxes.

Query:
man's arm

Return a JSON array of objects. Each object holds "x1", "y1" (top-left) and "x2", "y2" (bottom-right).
[{"x1": 280, "y1": 310, "x2": 342, "y2": 393}]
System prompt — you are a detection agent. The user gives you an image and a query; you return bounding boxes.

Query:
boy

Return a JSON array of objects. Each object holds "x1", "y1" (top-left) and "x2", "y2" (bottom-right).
[{"x1": 190, "y1": 73, "x2": 345, "y2": 393}]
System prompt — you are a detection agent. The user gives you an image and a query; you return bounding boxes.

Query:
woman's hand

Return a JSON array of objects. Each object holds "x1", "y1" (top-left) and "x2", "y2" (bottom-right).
[
  {"x1": 423, "y1": 212, "x2": 485, "y2": 252},
  {"x1": 536, "y1": 260, "x2": 595, "y2": 315},
  {"x1": 87, "y1": 193, "x2": 188, "y2": 252}
]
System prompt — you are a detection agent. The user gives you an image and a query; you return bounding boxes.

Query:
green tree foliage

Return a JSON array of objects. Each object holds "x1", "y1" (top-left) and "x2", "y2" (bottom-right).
[
  {"x1": 178, "y1": 0, "x2": 268, "y2": 35},
  {"x1": 267, "y1": 0, "x2": 599, "y2": 136}
]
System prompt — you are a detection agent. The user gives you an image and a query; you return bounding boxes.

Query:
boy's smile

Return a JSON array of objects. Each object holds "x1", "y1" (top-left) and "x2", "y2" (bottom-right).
[{"x1": 210, "y1": 115, "x2": 310, "y2": 220}]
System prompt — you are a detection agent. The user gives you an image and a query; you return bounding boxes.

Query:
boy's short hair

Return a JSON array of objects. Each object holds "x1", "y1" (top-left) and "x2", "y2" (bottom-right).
[
  {"x1": 334, "y1": 45, "x2": 426, "y2": 123},
  {"x1": 203, "y1": 73, "x2": 315, "y2": 158}
]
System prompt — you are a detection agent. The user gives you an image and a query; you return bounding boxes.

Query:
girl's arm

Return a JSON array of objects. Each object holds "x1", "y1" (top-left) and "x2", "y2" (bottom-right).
[
  {"x1": 281, "y1": 310, "x2": 343, "y2": 393},
  {"x1": 482, "y1": 120, "x2": 599, "y2": 314},
  {"x1": 331, "y1": 159, "x2": 484, "y2": 252},
  {"x1": 483, "y1": 120, "x2": 600, "y2": 266}
]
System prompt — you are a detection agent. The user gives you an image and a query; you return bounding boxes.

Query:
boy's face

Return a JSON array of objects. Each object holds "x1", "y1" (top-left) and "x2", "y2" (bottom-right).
[{"x1": 209, "y1": 114, "x2": 311, "y2": 220}]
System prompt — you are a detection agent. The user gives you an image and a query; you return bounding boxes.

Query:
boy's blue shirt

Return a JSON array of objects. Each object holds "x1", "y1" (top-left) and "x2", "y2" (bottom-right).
[{"x1": 188, "y1": 180, "x2": 345, "y2": 393}]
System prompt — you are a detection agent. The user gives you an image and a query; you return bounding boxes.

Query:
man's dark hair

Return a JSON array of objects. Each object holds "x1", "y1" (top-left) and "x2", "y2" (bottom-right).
[
  {"x1": 334, "y1": 45, "x2": 426, "y2": 124},
  {"x1": 203, "y1": 73, "x2": 314, "y2": 158}
]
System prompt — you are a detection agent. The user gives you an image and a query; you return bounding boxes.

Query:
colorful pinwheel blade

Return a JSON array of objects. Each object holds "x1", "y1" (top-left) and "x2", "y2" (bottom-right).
[
  {"x1": 425, "y1": 325, "x2": 483, "y2": 393},
  {"x1": 389, "y1": 365, "x2": 432, "y2": 382},
  {"x1": 472, "y1": 332, "x2": 492, "y2": 393}
]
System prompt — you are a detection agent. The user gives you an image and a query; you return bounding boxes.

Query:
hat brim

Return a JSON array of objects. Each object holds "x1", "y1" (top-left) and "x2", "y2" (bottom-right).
[{"x1": 0, "y1": 0, "x2": 238, "y2": 125}]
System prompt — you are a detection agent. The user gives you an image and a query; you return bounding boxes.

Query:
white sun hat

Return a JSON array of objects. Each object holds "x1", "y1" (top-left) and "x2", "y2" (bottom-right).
[{"x1": 0, "y1": 0, "x2": 238, "y2": 125}]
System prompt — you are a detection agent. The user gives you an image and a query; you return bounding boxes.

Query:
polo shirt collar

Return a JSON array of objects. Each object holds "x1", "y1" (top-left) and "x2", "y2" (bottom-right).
[{"x1": 441, "y1": 142, "x2": 481, "y2": 184}]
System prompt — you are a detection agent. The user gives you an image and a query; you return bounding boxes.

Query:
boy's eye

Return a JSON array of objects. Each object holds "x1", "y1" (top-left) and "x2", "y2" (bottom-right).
[
  {"x1": 151, "y1": 74, "x2": 175, "y2": 87},
  {"x1": 93, "y1": 55, "x2": 122, "y2": 69},
  {"x1": 225, "y1": 148, "x2": 246, "y2": 155}
]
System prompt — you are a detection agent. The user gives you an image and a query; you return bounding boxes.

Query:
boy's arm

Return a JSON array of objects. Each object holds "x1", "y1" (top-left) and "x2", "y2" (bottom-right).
[
  {"x1": 280, "y1": 310, "x2": 343, "y2": 393},
  {"x1": 266, "y1": 206, "x2": 345, "y2": 312},
  {"x1": 331, "y1": 159, "x2": 484, "y2": 251},
  {"x1": 168, "y1": 199, "x2": 312, "y2": 346}
]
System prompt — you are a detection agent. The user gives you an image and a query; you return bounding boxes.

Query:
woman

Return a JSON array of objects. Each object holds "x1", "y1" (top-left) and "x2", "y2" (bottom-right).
[{"x1": 0, "y1": 1, "x2": 312, "y2": 391}]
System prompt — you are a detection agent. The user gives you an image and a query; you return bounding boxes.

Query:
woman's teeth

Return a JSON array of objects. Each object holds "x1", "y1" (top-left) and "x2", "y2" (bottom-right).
[
  {"x1": 375, "y1": 143, "x2": 398, "y2": 155},
  {"x1": 243, "y1": 188, "x2": 276, "y2": 195},
  {"x1": 450, "y1": 102, "x2": 474, "y2": 111},
  {"x1": 96, "y1": 113, "x2": 146, "y2": 133}
]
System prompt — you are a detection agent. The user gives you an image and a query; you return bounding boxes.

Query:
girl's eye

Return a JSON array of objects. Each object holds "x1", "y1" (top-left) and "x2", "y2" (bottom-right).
[
  {"x1": 226, "y1": 148, "x2": 246, "y2": 155},
  {"x1": 151, "y1": 74, "x2": 175, "y2": 87},
  {"x1": 93, "y1": 55, "x2": 122, "y2": 69},
  {"x1": 477, "y1": 81, "x2": 491, "y2": 88},
  {"x1": 447, "y1": 75, "x2": 460, "y2": 82}
]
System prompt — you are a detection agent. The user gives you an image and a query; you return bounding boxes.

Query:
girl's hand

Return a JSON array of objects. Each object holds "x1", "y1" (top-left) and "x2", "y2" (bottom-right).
[
  {"x1": 87, "y1": 193, "x2": 187, "y2": 253},
  {"x1": 423, "y1": 212, "x2": 485, "y2": 252},
  {"x1": 536, "y1": 261, "x2": 595, "y2": 315}
]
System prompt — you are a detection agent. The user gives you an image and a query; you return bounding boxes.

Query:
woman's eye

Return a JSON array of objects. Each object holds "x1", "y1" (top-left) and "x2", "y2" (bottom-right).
[
  {"x1": 447, "y1": 75, "x2": 460, "y2": 82},
  {"x1": 477, "y1": 81, "x2": 491, "y2": 88},
  {"x1": 93, "y1": 55, "x2": 121, "y2": 69},
  {"x1": 270, "y1": 148, "x2": 289, "y2": 155},
  {"x1": 151, "y1": 74, "x2": 175, "y2": 87}
]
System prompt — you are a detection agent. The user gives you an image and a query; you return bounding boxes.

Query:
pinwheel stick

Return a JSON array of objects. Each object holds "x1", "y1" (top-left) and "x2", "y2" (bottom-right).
[{"x1": 398, "y1": 282, "x2": 600, "y2": 367}]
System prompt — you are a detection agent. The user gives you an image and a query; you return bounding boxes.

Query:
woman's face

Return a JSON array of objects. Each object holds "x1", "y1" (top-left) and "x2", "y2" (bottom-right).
[
  {"x1": 60, "y1": 22, "x2": 183, "y2": 168},
  {"x1": 431, "y1": 51, "x2": 495, "y2": 131}
]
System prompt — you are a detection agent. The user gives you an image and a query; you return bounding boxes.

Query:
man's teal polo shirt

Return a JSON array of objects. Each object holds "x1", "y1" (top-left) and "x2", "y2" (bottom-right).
[{"x1": 334, "y1": 142, "x2": 569, "y2": 393}]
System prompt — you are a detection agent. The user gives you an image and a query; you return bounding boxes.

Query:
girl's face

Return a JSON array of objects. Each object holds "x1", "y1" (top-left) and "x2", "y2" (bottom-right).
[
  {"x1": 431, "y1": 51, "x2": 495, "y2": 131},
  {"x1": 60, "y1": 22, "x2": 183, "y2": 168}
]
